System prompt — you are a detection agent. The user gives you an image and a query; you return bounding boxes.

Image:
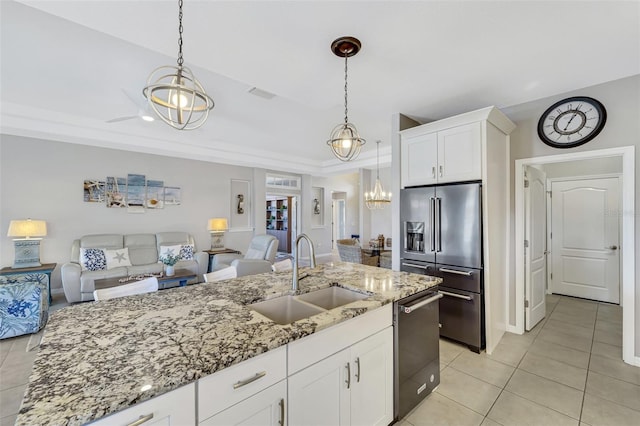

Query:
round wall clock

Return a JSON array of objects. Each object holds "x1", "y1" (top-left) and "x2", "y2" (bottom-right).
[{"x1": 537, "y1": 96, "x2": 607, "y2": 148}]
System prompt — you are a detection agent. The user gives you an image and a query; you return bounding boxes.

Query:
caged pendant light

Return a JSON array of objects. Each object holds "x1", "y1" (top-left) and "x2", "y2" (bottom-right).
[
  {"x1": 327, "y1": 36, "x2": 366, "y2": 161},
  {"x1": 365, "y1": 141, "x2": 391, "y2": 209},
  {"x1": 143, "y1": 0, "x2": 214, "y2": 130}
]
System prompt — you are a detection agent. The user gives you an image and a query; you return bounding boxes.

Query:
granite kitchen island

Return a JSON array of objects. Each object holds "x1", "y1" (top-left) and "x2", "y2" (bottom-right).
[{"x1": 16, "y1": 262, "x2": 440, "y2": 425}]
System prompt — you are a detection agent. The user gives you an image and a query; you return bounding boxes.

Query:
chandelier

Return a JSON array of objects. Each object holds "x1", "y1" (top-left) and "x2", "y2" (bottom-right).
[
  {"x1": 327, "y1": 36, "x2": 365, "y2": 161},
  {"x1": 143, "y1": 0, "x2": 214, "y2": 130},
  {"x1": 365, "y1": 141, "x2": 391, "y2": 209}
]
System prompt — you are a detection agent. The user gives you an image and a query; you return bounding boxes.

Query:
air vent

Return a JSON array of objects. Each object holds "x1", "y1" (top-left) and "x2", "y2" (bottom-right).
[{"x1": 248, "y1": 87, "x2": 276, "y2": 100}]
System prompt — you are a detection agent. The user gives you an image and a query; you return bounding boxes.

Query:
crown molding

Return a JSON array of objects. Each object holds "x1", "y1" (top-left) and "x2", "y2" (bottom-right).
[{"x1": 1, "y1": 102, "x2": 390, "y2": 177}]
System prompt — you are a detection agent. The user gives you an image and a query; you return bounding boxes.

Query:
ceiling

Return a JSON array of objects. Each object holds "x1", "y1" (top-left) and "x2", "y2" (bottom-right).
[{"x1": 1, "y1": 1, "x2": 638, "y2": 176}]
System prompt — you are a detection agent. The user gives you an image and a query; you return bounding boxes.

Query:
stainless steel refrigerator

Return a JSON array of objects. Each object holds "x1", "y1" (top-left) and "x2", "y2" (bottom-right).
[{"x1": 400, "y1": 181, "x2": 485, "y2": 352}]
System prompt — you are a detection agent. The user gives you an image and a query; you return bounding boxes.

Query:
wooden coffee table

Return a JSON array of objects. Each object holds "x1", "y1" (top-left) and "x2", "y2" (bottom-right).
[{"x1": 94, "y1": 270, "x2": 198, "y2": 291}]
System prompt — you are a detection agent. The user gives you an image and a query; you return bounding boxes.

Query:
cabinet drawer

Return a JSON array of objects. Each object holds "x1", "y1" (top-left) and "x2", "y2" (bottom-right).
[
  {"x1": 288, "y1": 304, "x2": 392, "y2": 375},
  {"x1": 198, "y1": 346, "x2": 286, "y2": 421},
  {"x1": 199, "y1": 380, "x2": 286, "y2": 426},
  {"x1": 88, "y1": 383, "x2": 195, "y2": 426}
]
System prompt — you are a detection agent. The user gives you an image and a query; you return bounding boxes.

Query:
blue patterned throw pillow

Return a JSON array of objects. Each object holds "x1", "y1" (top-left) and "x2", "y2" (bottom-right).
[
  {"x1": 80, "y1": 248, "x2": 107, "y2": 271},
  {"x1": 179, "y1": 244, "x2": 194, "y2": 261}
]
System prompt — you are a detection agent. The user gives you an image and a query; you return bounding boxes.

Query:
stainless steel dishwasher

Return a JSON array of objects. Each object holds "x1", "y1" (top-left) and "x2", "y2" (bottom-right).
[{"x1": 394, "y1": 288, "x2": 442, "y2": 420}]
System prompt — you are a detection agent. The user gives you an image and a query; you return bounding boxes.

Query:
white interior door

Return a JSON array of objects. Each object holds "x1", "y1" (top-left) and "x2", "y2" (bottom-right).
[
  {"x1": 550, "y1": 177, "x2": 620, "y2": 303},
  {"x1": 525, "y1": 167, "x2": 547, "y2": 331}
]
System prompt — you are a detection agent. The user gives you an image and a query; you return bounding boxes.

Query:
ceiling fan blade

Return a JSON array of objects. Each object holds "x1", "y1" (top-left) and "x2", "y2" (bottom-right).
[{"x1": 106, "y1": 115, "x2": 138, "y2": 123}]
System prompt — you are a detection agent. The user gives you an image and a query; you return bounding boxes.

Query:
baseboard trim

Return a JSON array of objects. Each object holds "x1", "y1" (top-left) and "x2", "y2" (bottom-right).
[{"x1": 505, "y1": 324, "x2": 521, "y2": 334}]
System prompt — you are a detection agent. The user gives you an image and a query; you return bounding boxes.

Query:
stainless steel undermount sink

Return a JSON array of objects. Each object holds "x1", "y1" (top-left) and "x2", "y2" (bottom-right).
[
  {"x1": 248, "y1": 296, "x2": 325, "y2": 325},
  {"x1": 297, "y1": 286, "x2": 369, "y2": 310},
  {"x1": 248, "y1": 286, "x2": 370, "y2": 325}
]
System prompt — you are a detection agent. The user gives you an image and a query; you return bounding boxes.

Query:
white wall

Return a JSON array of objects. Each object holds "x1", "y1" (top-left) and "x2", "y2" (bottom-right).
[
  {"x1": 0, "y1": 135, "x2": 258, "y2": 292},
  {"x1": 503, "y1": 74, "x2": 640, "y2": 356}
]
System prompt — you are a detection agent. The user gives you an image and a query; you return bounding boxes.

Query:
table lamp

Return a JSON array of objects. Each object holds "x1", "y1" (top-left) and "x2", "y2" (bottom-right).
[
  {"x1": 207, "y1": 218, "x2": 228, "y2": 250},
  {"x1": 7, "y1": 219, "x2": 47, "y2": 268}
]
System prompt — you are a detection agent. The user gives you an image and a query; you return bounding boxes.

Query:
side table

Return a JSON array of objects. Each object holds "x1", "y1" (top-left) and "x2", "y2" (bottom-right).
[
  {"x1": 204, "y1": 248, "x2": 241, "y2": 272},
  {"x1": 0, "y1": 263, "x2": 57, "y2": 304}
]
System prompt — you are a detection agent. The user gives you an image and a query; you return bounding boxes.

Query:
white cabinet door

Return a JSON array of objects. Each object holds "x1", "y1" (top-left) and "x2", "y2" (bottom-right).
[
  {"x1": 200, "y1": 381, "x2": 286, "y2": 426},
  {"x1": 288, "y1": 348, "x2": 351, "y2": 426},
  {"x1": 350, "y1": 327, "x2": 394, "y2": 426},
  {"x1": 437, "y1": 122, "x2": 481, "y2": 183},
  {"x1": 288, "y1": 326, "x2": 394, "y2": 426},
  {"x1": 401, "y1": 132, "x2": 438, "y2": 187},
  {"x1": 89, "y1": 383, "x2": 195, "y2": 426}
]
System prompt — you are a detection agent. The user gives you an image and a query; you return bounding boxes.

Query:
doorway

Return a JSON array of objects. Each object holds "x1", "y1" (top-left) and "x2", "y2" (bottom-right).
[
  {"x1": 266, "y1": 194, "x2": 298, "y2": 256},
  {"x1": 514, "y1": 146, "x2": 635, "y2": 366},
  {"x1": 332, "y1": 192, "x2": 347, "y2": 250}
]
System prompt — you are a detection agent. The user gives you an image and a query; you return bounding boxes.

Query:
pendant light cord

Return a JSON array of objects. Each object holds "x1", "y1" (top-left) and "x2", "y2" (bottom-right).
[
  {"x1": 177, "y1": 0, "x2": 184, "y2": 67},
  {"x1": 376, "y1": 141, "x2": 381, "y2": 179},
  {"x1": 344, "y1": 54, "x2": 348, "y2": 125}
]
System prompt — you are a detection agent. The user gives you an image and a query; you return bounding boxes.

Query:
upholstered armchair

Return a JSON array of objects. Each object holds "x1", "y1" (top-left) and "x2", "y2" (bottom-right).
[
  {"x1": 0, "y1": 272, "x2": 49, "y2": 339},
  {"x1": 211, "y1": 234, "x2": 278, "y2": 277}
]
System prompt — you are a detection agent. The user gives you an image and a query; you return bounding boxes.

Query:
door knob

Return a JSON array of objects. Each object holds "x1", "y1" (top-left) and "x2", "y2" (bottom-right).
[{"x1": 606, "y1": 245, "x2": 618, "y2": 250}]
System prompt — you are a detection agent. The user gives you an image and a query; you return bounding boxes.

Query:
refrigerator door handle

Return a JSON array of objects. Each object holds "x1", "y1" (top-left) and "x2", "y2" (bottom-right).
[
  {"x1": 429, "y1": 197, "x2": 436, "y2": 252},
  {"x1": 439, "y1": 267, "x2": 473, "y2": 277},
  {"x1": 439, "y1": 290, "x2": 473, "y2": 301},
  {"x1": 401, "y1": 262, "x2": 428, "y2": 270},
  {"x1": 436, "y1": 197, "x2": 442, "y2": 252}
]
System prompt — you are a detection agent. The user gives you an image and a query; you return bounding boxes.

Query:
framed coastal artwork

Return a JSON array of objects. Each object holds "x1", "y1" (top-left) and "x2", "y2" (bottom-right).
[
  {"x1": 83, "y1": 180, "x2": 105, "y2": 202},
  {"x1": 85, "y1": 173, "x2": 180, "y2": 213}
]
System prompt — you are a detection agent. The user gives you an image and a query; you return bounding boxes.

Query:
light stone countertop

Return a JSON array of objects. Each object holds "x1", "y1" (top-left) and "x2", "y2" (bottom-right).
[{"x1": 16, "y1": 262, "x2": 440, "y2": 426}]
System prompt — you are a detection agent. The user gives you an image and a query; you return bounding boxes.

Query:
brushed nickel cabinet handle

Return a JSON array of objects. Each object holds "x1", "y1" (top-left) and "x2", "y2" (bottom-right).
[
  {"x1": 127, "y1": 414, "x2": 154, "y2": 426},
  {"x1": 345, "y1": 362, "x2": 351, "y2": 389},
  {"x1": 279, "y1": 398, "x2": 285, "y2": 426},
  {"x1": 233, "y1": 371, "x2": 266, "y2": 389},
  {"x1": 355, "y1": 357, "x2": 361, "y2": 383}
]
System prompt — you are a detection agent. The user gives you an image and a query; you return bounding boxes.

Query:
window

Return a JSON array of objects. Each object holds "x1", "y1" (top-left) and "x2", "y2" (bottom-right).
[{"x1": 266, "y1": 173, "x2": 301, "y2": 190}]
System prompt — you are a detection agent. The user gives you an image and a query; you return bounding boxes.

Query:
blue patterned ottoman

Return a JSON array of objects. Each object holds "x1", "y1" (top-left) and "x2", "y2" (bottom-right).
[{"x1": 0, "y1": 273, "x2": 49, "y2": 339}]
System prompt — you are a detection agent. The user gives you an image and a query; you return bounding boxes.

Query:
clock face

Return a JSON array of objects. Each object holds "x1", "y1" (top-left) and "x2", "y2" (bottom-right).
[{"x1": 537, "y1": 96, "x2": 607, "y2": 148}]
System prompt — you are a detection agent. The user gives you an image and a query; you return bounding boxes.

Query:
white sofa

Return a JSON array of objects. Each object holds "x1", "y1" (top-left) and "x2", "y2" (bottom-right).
[{"x1": 61, "y1": 232, "x2": 207, "y2": 303}]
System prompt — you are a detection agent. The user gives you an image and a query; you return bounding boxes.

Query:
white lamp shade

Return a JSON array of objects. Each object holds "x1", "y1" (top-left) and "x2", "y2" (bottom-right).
[
  {"x1": 207, "y1": 218, "x2": 228, "y2": 232},
  {"x1": 7, "y1": 219, "x2": 47, "y2": 238}
]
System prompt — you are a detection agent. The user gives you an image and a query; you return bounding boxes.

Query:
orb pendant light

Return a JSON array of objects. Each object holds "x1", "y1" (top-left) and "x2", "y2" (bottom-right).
[
  {"x1": 143, "y1": 0, "x2": 214, "y2": 130},
  {"x1": 365, "y1": 141, "x2": 392, "y2": 209},
  {"x1": 327, "y1": 36, "x2": 366, "y2": 161}
]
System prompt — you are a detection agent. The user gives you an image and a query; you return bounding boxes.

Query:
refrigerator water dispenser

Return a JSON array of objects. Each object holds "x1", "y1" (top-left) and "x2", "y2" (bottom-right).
[{"x1": 405, "y1": 222, "x2": 425, "y2": 252}]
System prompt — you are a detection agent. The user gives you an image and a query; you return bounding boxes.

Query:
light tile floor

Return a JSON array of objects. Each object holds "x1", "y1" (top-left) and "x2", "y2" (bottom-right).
[
  {"x1": 400, "y1": 294, "x2": 640, "y2": 426},
  {"x1": 1, "y1": 293, "x2": 637, "y2": 426}
]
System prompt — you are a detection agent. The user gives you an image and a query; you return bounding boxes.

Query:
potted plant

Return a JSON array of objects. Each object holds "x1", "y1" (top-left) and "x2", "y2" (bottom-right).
[{"x1": 159, "y1": 253, "x2": 180, "y2": 276}]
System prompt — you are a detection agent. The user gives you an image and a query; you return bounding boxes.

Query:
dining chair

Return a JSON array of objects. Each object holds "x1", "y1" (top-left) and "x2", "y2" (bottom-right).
[
  {"x1": 93, "y1": 277, "x2": 158, "y2": 301},
  {"x1": 203, "y1": 266, "x2": 238, "y2": 282},
  {"x1": 336, "y1": 239, "x2": 379, "y2": 267},
  {"x1": 272, "y1": 258, "x2": 293, "y2": 272}
]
